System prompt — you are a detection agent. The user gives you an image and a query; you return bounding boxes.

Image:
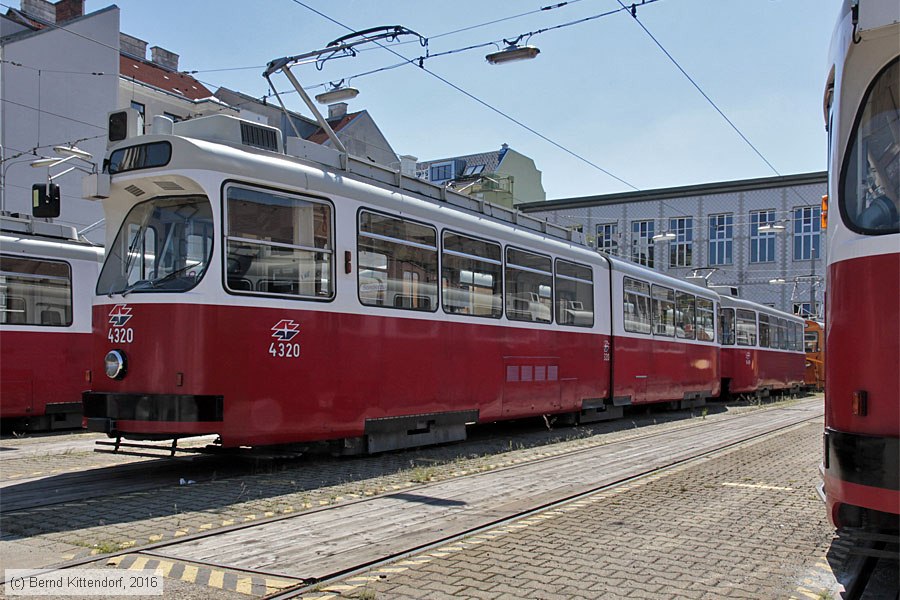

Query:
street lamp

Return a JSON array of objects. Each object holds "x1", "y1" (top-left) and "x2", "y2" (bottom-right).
[
  {"x1": 486, "y1": 36, "x2": 541, "y2": 65},
  {"x1": 315, "y1": 81, "x2": 359, "y2": 105}
]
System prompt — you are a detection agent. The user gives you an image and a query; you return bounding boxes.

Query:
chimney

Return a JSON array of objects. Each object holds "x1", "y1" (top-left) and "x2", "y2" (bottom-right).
[
  {"x1": 328, "y1": 103, "x2": 348, "y2": 120},
  {"x1": 20, "y1": 0, "x2": 55, "y2": 22},
  {"x1": 150, "y1": 46, "x2": 179, "y2": 71},
  {"x1": 53, "y1": 0, "x2": 83, "y2": 23},
  {"x1": 399, "y1": 155, "x2": 418, "y2": 177},
  {"x1": 119, "y1": 33, "x2": 148, "y2": 60}
]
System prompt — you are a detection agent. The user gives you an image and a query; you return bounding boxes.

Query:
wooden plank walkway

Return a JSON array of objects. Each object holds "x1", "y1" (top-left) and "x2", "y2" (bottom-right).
[{"x1": 147, "y1": 399, "x2": 823, "y2": 581}]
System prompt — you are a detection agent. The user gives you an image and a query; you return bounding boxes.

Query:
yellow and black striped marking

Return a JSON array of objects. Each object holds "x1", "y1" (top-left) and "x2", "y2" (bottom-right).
[{"x1": 107, "y1": 554, "x2": 299, "y2": 596}]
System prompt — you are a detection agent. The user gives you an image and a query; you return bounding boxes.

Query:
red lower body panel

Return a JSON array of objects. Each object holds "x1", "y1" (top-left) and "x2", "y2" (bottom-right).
[{"x1": 1, "y1": 330, "x2": 90, "y2": 419}]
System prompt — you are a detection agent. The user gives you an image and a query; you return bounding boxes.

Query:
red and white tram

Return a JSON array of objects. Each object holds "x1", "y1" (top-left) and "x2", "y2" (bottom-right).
[
  {"x1": 1, "y1": 214, "x2": 103, "y2": 430},
  {"x1": 821, "y1": 0, "x2": 899, "y2": 531},
  {"x1": 81, "y1": 111, "x2": 805, "y2": 452},
  {"x1": 717, "y1": 295, "x2": 805, "y2": 397}
]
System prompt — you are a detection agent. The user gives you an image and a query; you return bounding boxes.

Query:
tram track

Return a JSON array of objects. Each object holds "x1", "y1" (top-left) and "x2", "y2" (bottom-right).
[
  {"x1": 0, "y1": 397, "x2": 823, "y2": 594},
  {"x1": 1, "y1": 396, "x2": 810, "y2": 515}
]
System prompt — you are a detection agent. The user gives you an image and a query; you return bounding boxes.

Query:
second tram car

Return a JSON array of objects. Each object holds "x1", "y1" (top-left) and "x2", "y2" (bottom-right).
[
  {"x1": 80, "y1": 112, "x2": 805, "y2": 452},
  {"x1": 821, "y1": 0, "x2": 899, "y2": 531},
  {"x1": 1, "y1": 214, "x2": 103, "y2": 430},
  {"x1": 718, "y1": 295, "x2": 806, "y2": 398}
]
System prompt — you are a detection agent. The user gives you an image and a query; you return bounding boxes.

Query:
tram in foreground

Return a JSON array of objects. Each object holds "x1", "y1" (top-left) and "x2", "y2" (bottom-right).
[
  {"x1": 821, "y1": 0, "x2": 899, "y2": 532},
  {"x1": 1, "y1": 214, "x2": 103, "y2": 430},
  {"x1": 78, "y1": 107, "x2": 805, "y2": 453}
]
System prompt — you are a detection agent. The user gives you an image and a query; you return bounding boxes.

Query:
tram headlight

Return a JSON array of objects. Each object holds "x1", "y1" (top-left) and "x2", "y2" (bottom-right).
[{"x1": 104, "y1": 350, "x2": 127, "y2": 380}]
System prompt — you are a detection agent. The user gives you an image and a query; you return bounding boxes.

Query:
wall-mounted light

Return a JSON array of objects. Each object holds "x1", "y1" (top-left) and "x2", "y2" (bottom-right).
[
  {"x1": 757, "y1": 221, "x2": 787, "y2": 233},
  {"x1": 768, "y1": 278, "x2": 787, "y2": 284},
  {"x1": 651, "y1": 231, "x2": 677, "y2": 242}
]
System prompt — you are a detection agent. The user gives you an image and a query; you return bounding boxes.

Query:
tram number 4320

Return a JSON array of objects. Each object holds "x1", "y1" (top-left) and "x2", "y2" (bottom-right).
[
  {"x1": 269, "y1": 342, "x2": 301, "y2": 358},
  {"x1": 108, "y1": 327, "x2": 134, "y2": 344}
]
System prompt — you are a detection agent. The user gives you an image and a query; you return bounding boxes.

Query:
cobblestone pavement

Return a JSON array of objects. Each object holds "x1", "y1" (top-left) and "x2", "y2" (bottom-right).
[
  {"x1": 2, "y1": 398, "x2": 806, "y2": 566},
  {"x1": 303, "y1": 418, "x2": 840, "y2": 600}
]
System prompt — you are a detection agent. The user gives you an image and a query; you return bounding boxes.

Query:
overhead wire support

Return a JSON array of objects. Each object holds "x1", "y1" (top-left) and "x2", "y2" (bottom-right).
[
  {"x1": 289, "y1": 0, "x2": 640, "y2": 191},
  {"x1": 264, "y1": 26, "x2": 428, "y2": 157}
]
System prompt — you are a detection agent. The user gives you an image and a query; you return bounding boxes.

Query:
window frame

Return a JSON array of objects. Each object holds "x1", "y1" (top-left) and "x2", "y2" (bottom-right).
[
  {"x1": 668, "y1": 217, "x2": 693, "y2": 268},
  {"x1": 223, "y1": 182, "x2": 335, "y2": 301},
  {"x1": 357, "y1": 209, "x2": 439, "y2": 313},
  {"x1": 0, "y1": 254, "x2": 73, "y2": 327},
  {"x1": 792, "y1": 206, "x2": 821, "y2": 262},
  {"x1": 504, "y1": 247, "x2": 553, "y2": 324},
  {"x1": 651, "y1": 284, "x2": 676, "y2": 337},
  {"x1": 623, "y1": 276, "x2": 652, "y2": 335},
  {"x1": 708, "y1": 213, "x2": 733, "y2": 266},
  {"x1": 440, "y1": 230, "x2": 502, "y2": 319},
  {"x1": 749, "y1": 210, "x2": 777, "y2": 264},
  {"x1": 554, "y1": 258, "x2": 594, "y2": 328}
]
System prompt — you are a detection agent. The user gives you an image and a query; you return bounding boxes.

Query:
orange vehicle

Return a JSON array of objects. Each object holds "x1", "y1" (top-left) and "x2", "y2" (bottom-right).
[{"x1": 803, "y1": 320, "x2": 824, "y2": 391}]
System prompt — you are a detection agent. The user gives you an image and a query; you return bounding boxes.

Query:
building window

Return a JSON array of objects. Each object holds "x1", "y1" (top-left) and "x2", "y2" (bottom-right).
[
  {"x1": 631, "y1": 220, "x2": 655, "y2": 268},
  {"x1": 708, "y1": 214, "x2": 732, "y2": 266},
  {"x1": 793, "y1": 206, "x2": 821, "y2": 261},
  {"x1": 130, "y1": 101, "x2": 146, "y2": 134},
  {"x1": 596, "y1": 223, "x2": 618, "y2": 256},
  {"x1": 750, "y1": 210, "x2": 777, "y2": 263},
  {"x1": 793, "y1": 302, "x2": 819, "y2": 319},
  {"x1": 429, "y1": 162, "x2": 454, "y2": 183},
  {"x1": 668, "y1": 217, "x2": 693, "y2": 267}
]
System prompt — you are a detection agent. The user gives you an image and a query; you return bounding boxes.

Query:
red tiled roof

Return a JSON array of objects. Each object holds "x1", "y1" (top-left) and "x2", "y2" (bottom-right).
[
  {"x1": 119, "y1": 55, "x2": 212, "y2": 100},
  {"x1": 307, "y1": 113, "x2": 360, "y2": 144}
]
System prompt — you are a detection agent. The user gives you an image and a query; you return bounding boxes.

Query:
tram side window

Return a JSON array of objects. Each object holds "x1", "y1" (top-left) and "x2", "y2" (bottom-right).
[
  {"x1": 840, "y1": 58, "x2": 899, "y2": 234},
  {"x1": 441, "y1": 232, "x2": 502, "y2": 318},
  {"x1": 0, "y1": 256, "x2": 72, "y2": 326},
  {"x1": 719, "y1": 307, "x2": 735, "y2": 345},
  {"x1": 758, "y1": 314, "x2": 771, "y2": 348},
  {"x1": 358, "y1": 211, "x2": 437, "y2": 311},
  {"x1": 555, "y1": 260, "x2": 594, "y2": 327},
  {"x1": 736, "y1": 309, "x2": 757, "y2": 346},
  {"x1": 675, "y1": 292, "x2": 695, "y2": 339},
  {"x1": 505, "y1": 248, "x2": 552, "y2": 323},
  {"x1": 225, "y1": 186, "x2": 333, "y2": 299},
  {"x1": 651, "y1": 285, "x2": 675, "y2": 337},
  {"x1": 786, "y1": 320, "x2": 796, "y2": 351},
  {"x1": 797, "y1": 323, "x2": 806, "y2": 352},
  {"x1": 623, "y1": 277, "x2": 651, "y2": 334},
  {"x1": 696, "y1": 298, "x2": 715, "y2": 342}
]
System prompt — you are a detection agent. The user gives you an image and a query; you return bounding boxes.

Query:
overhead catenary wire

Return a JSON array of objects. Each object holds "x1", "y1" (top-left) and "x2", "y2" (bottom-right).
[{"x1": 288, "y1": 0, "x2": 640, "y2": 191}]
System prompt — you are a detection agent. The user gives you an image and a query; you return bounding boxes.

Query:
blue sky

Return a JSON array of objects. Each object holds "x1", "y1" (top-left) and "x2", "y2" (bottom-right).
[{"x1": 87, "y1": 0, "x2": 838, "y2": 199}]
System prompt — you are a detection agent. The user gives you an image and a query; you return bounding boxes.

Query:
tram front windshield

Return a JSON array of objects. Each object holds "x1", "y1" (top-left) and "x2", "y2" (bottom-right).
[{"x1": 96, "y1": 196, "x2": 213, "y2": 295}]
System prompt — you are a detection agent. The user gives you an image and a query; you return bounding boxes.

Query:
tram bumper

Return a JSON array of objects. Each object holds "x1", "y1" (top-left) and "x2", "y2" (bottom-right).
[{"x1": 82, "y1": 392, "x2": 224, "y2": 436}]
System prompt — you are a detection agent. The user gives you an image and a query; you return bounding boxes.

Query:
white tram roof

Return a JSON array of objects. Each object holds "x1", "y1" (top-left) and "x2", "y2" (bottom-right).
[
  {"x1": 0, "y1": 214, "x2": 103, "y2": 262},
  {"x1": 719, "y1": 294, "x2": 805, "y2": 324},
  {"x1": 110, "y1": 114, "x2": 585, "y2": 248},
  {"x1": 605, "y1": 255, "x2": 718, "y2": 300}
]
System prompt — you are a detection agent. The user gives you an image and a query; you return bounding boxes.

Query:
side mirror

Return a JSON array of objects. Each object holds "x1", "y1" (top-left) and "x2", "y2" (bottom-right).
[{"x1": 32, "y1": 183, "x2": 60, "y2": 218}]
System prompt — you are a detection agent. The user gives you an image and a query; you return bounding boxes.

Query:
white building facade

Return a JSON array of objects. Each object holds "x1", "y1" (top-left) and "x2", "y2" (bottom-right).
[
  {"x1": 1, "y1": 2, "x2": 120, "y2": 239},
  {"x1": 521, "y1": 172, "x2": 827, "y2": 317}
]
